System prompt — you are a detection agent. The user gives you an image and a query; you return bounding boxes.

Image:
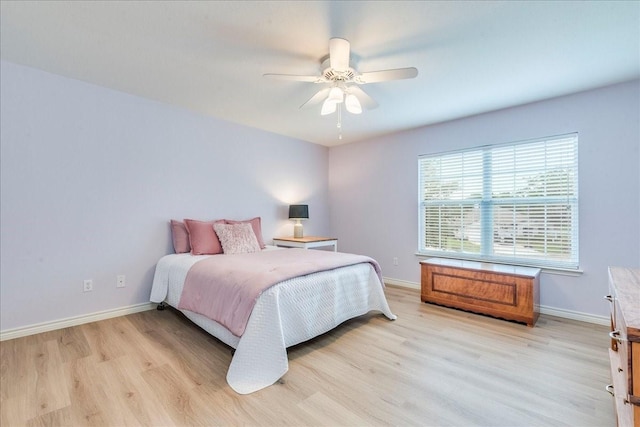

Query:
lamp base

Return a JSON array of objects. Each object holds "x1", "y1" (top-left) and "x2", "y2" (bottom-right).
[{"x1": 293, "y1": 221, "x2": 303, "y2": 238}]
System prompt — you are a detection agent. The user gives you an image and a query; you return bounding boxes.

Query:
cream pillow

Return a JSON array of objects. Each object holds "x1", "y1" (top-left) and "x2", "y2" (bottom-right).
[
  {"x1": 213, "y1": 222, "x2": 261, "y2": 254},
  {"x1": 225, "y1": 217, "x2": 266, "y2": 249}
]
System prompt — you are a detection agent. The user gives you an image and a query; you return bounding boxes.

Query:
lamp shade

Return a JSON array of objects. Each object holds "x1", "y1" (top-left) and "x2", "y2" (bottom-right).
[
  {"x1": 345, "y1": 93, "x2": 362, "y2": 114},
  {"x1": 321, "y1": 98, "x2": 337, "y2": 115},
  {"x1": 288, "y1": 204, "x2": 309, "y2": 219},
  {"x1": 327, "y1": 87, "x2": 344, "y2": 104}
]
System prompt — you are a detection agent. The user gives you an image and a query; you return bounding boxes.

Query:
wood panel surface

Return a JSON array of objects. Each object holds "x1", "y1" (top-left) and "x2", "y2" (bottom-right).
[
  {"x1": 1, "y1": 286, "x2": 613, "y2": 426},
  {"x1": 421, "y1": 259, "x2": 540, "y2": 326},
  {"x1": 608, "y1": 267, "x2": 640, "y2": 340},
  {"x1": 431, "y1": 272, "x2": 517, "y2": 305},
  {"x1": 607, "y1": 267, "x2": 640, "y2": 427}
]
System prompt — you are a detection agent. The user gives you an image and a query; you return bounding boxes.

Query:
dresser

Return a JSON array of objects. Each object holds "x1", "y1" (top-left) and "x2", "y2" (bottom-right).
[
  {"x1": 420, "y1": 258, "x2": 540, "y2": 327},
  {"x1": 606, "y1": 267, "x2": 640, "y2": 427}
]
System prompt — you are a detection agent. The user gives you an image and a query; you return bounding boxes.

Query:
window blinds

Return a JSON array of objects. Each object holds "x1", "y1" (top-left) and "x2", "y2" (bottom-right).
[{"x1": 418, "y1": 133, "x2": 579, "y2": 269}]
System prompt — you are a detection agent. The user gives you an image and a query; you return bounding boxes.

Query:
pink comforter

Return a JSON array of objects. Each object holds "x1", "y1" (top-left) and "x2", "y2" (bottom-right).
[{"x1": 177, "y1": 248, "x2": 382, "y2": 337}]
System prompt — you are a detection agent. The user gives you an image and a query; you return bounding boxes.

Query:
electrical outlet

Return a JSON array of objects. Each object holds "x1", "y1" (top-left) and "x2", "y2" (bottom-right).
[
  {"x1": 116, "y1": 275, "x2": 126, "y2": 288},
  {"x1": 393, "y1": 257, "x2": 399, "y2": 266},
  {"x1": 83, "y1": 279, "x2": 93, "y2": 292}
]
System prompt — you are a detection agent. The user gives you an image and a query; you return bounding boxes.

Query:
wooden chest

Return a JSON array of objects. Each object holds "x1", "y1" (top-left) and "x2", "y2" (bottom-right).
[
  {"x1": 606, "y1": 267, "x2": 640, "y2": 427},
  {"x1": 420, "y1": 258, "x2": 540, "y2": 327}
]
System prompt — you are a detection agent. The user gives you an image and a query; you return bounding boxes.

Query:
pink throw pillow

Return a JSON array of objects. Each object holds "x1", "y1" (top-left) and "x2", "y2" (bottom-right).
[
  {"x1": 170, "y1": 220, "x2": 191, "y2": 253},
  {"x1": 225, "y1": 217, "x2": 265, "y2": 249},
  {"x1": 184, "y1": 219, "x2": 225, "y2": 255},
  {"x1": 214, "y1": 222, "x2": 261, "y2": 254}
]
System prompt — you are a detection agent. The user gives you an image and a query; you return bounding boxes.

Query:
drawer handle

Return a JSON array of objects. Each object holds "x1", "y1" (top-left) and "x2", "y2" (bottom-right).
[
  {"x1": 604, "y1": 294, "x2": 613, "y2": 302},
  {"x1": 606, "y1": 384, "x2": 615, "y2": 396},
  {"x1": 609, "y1": 330, "x2": 626, "y2": 342}
]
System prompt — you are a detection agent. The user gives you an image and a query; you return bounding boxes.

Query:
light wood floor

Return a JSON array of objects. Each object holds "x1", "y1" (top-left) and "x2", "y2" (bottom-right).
[{"x1": 1, "y1": 286, "x2": 614, "y2": 426}]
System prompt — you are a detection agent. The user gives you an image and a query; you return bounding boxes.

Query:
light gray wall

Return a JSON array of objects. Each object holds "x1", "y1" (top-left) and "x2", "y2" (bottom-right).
[
  {"x1": 0, "y1": 60, "x2": 329, "y2": 331},
  {"x1": 328, "y1": 79, "x2": 640, "y2": 318},
  {"x1": 2, "y1": 59, "x2": 637, "y2": 332}
]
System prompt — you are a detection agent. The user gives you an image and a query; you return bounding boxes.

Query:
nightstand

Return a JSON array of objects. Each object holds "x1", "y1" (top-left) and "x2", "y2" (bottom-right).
[{"x1": 272, "y1": 236, "x2": 338, "y2": 252}]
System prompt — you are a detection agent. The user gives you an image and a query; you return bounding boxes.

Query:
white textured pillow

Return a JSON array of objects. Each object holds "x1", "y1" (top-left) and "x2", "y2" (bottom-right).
[{"x1": 213, "y1": 222, "x2": 261, "y2": 254}]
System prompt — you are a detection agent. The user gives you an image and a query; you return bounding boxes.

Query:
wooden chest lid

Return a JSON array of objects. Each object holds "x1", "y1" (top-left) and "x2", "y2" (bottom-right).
[{"x1": 421, "y1": 258, "x2": 540, "y2": 279}]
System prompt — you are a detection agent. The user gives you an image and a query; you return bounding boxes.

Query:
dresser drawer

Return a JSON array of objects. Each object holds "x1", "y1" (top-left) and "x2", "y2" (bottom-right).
[
  {"x1": 612, "y1": 299, "x2": 632, "y2": 376},
  {"x1": 609, "y1": 349, "x2": 635, "y2": 427},
  {"x1": 607, "y1": 349, "x2": 634, "y2": 427}
]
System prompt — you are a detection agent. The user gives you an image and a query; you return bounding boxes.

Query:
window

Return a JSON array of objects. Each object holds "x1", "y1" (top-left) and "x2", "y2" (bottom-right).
[{"x1": 418, "y1": 133, "x2": 578, "y2": 270}]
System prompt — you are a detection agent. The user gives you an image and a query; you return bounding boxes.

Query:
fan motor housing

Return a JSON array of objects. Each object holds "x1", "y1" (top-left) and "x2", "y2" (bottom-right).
[
  {"x1": 320, "y1": 56, "x2": 357, "y2": 82},
  {"x1": 322, "y1": 68, "x2": 356, "y2": 82}
]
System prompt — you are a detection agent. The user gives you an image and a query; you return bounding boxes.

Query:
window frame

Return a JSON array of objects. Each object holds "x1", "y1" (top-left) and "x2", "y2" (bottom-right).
[{"x1": 417, "y1": 133, "x2": 579, "y2": 271}]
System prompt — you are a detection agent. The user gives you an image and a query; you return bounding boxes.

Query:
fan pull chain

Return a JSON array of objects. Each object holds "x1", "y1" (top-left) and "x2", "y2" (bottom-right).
[{"x1": 337, "y1": 103, "x2": 342, "y2": 140}]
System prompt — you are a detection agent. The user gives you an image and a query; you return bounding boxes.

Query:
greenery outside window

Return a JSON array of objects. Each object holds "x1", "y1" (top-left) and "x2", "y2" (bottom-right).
[{"x1": 418, "y1": 133, "x2": 579, "y2": 270}]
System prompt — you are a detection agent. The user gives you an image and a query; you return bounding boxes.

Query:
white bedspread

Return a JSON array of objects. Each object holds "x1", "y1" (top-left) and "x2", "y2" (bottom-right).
[{"x1": 150, "y1": 249, "x2": 397, "y2": 394}]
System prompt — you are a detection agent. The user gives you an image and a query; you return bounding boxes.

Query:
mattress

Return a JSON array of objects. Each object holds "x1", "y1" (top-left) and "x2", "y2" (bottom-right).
[{"x1": 150, "y1": 248, "x2": 397, "y2": 394}]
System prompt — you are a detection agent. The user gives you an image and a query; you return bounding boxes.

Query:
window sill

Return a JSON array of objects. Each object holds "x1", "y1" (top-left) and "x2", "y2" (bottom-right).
[{"x1": 414, "y1": 252, "x2": 584, "y2": 277}]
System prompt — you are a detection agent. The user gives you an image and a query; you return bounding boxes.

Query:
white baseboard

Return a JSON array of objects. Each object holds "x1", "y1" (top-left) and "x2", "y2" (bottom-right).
[
  {"x1": 538, "y1": 305, "x2": 609, "y2": 326},
  {"x1": 1, "y1": 278, "x2": 611, "y2": 341},
  {"x1": 383, "y1": 277, "x2": 610, "y2": 326},
  {"x1": 0, "y1": 302, "x2": 156, "y2": 341},
  {"x1": 384, "y1": 277, "x2": 420, "y2": 290}
]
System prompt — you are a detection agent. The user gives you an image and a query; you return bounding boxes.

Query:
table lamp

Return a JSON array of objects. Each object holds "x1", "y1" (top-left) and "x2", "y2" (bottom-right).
[{"x1": 288, "y1": 204, "x2": 309, "y2": 238}]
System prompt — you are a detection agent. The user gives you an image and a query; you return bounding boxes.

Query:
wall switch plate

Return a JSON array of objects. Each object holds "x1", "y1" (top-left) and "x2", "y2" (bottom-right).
[
  {"x1": 116, "y1": 275, "x2": 125, "y2": 288},
  {"x1": 393, "y1": 257, "x2": 399, "y2": 266},
  {"x1": 83, "y1": 279, "x2": 93, "y2": 292}
]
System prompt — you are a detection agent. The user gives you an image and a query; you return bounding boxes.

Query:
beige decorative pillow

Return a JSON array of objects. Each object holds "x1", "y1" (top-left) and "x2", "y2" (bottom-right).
[
  {"x1": 213, "y1": 222, "x2": 261, "y2": 254},
  {"x1": 225, "y1": 217, "x2": 266, "y2": 249}
]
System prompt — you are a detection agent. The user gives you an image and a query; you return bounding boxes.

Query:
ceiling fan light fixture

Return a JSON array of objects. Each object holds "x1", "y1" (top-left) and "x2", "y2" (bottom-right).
[
  {"x1": 345, "y1": 93, "x2": 362, "y2": 114},
  {"x1": 264, "y1": 37, "x2": 418, "y2": 138},
  {"x1": 327, "y1": 87, "x2": 344, "y2": 104},
  {"x1": 321, "y1": 98, "x2": 337, "y2": 115}
]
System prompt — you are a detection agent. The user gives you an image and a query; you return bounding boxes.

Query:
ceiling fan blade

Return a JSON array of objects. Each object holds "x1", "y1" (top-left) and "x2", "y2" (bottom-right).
[
  {"x1": 329, "y1": 38, "x2": 350, "y2": 72},
  {"x1": 355, "y1": 67, "x2": 418, "y2": 84},
  {"x1": 347, "y1": 86, "x2": 378, "y2": 110},
  {"x1": 300, "y1": 88, "x2": 331, "y2": 109},
  {"x1": 263, "y1": 73, "x2": 325, "y2": 83}
]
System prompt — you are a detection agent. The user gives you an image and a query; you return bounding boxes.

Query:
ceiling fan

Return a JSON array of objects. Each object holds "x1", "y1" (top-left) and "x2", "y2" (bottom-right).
[{"x1": 264, "y1": 38, "x2": 418, "y2": 116}]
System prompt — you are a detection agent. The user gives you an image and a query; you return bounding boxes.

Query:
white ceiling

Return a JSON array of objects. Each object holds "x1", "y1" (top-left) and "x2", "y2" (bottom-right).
[{"x1": 1, "y1": 1, "x2": 638, "y2": 147}]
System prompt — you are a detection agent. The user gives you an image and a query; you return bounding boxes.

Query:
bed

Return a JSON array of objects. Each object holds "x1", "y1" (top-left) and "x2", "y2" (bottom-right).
[{"x1": 149, "y1": 246, "x2": 397, "y2": 394}]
